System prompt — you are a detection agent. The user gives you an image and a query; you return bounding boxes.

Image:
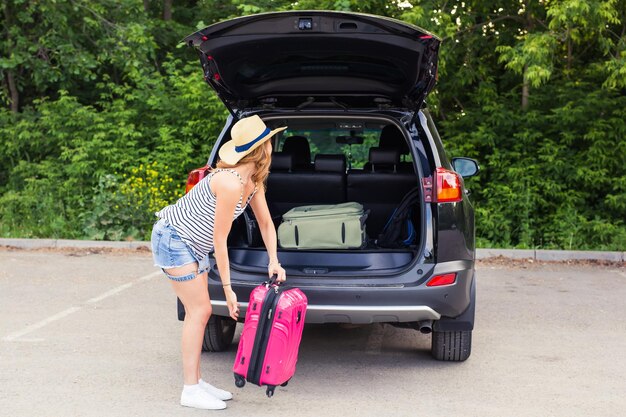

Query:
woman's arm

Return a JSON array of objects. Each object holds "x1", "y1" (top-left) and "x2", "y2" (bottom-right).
[
  {"x1": 249, "y1": 186, "x2": 287, "y2": 282},
  {"x1": 210, "y1": 172, "x2": 242, "y2": 320}
]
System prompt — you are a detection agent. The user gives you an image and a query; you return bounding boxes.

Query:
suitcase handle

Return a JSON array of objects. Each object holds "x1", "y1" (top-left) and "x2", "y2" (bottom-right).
[{"x1": 266, "y1": 274, "x2": 281, "y2": 287}]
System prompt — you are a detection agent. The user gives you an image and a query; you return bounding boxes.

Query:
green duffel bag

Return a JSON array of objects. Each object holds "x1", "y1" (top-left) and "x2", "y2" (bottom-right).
[{"x1": 277, "y1": 202, "x2": 369, "y2": 249}]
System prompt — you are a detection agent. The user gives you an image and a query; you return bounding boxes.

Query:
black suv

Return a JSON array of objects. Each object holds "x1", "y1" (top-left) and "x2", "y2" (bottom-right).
[{"x1": 181, "y1": 11, "x2": 479, "y2": 361}]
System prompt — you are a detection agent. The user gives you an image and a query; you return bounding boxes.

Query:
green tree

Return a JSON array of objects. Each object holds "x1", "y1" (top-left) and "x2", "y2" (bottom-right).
[{"x1": 0, "y1": 0, "x2": 624, "y2": 248}]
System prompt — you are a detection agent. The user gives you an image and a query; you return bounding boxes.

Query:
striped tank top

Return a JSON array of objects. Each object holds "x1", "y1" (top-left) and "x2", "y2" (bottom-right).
[{"x1": 155, "y1": 168, "x2": 257, "y2": 260}]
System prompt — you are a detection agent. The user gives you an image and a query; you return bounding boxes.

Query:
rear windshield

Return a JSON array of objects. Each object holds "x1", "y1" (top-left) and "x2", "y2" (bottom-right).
[{"x1": 277, "y1": 124, "x2": 413, "y2": 169}]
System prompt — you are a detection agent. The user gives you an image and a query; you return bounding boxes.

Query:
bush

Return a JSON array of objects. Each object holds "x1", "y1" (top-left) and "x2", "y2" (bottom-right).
[{"x1": 82, "y1": 162, "x2": 182, "y2": 241}]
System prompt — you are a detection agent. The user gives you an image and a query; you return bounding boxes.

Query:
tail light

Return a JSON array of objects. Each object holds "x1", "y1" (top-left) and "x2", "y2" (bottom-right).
[
  {"x1": 185, "y1": 166, "x2": 211, "y2": 194},
  {"x1": 435, "y1": 167, "x2": 463, "y2": 203},
  {"x1": 426, "y1": 273, "x2": 457, "y2": 287}
]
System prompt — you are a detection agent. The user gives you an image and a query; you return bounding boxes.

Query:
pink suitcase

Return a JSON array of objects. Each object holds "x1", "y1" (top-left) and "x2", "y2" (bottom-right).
[{"x1": 233, "y1": 278, "x2": 307, "y2": 397}]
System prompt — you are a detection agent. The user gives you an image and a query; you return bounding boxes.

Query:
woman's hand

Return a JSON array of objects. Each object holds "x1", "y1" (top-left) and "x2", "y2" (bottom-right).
[
  {"x1": 224, "y1": 287, "x2": 239, "y2": 321},
  {"x1": 268, "y1": 261, "x2": 286, "y2": 282}
]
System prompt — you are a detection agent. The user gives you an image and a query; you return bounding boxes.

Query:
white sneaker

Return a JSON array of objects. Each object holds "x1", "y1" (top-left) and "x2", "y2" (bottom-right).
[
  {"x1": 180, "y1": 385, "x2": 227, "y2": 410},
  {"x1": 199, "y1": 379, "x2": 233, "y2": 401}
]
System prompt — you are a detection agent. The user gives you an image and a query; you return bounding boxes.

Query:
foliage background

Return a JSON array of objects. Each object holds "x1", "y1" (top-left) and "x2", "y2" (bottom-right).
[{"x1": 1, "y1": 0, "x2": 625, "y2": 249}]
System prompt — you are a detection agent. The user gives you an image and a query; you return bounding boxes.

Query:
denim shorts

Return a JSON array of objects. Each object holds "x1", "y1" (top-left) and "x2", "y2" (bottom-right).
[{"x1": 151, "y1": 218, "x2": 210, "y2": 282}]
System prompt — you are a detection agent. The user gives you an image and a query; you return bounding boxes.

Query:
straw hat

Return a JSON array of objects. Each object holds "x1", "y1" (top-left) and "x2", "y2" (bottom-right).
[{"x1": 218, "y1": 115, "x2": 287, "y2": 165}]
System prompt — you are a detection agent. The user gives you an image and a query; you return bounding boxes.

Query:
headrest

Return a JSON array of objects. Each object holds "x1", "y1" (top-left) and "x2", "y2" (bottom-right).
[
  {"x1": 369, "y1": 147, "x2": 400, "y2": 171},
  {"x1": 314, "y1": 154, "x2": 346, "y2": 173},
  {"x1": 282, "y1": 135, "x2": 311, "y2": 169},
  {"x1": 270, "y1": 152, "x2": 293, "y2": 172},
  {"x1": 379, "y1": 125, "x2": 410, "y2": 155}
]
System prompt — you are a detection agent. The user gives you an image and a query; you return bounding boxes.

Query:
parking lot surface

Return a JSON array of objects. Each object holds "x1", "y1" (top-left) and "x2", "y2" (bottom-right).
[{"x1": 1, "y1": 249, "x2": 625, "y2": 417}]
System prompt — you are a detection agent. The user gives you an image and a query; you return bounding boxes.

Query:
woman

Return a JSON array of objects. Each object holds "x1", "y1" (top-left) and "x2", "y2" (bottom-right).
[{"x1": 151, "y1": 115, "x2": 287, "y2": 410}]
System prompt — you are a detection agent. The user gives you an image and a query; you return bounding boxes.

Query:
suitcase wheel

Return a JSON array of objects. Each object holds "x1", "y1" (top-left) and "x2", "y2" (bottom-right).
[
  {"x1": 234, "y1": 374, "x2": 246, "y2": 388},
  {"x1": 280, "y1": 379, "x2": 290, "y2": 387},
  {"x1": 266, "y1": 386, "x2": 275, "y2": 398}
]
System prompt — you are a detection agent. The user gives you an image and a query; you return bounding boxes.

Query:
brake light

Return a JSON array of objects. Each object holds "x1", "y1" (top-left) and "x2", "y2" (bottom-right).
[
  {"x1": 436, "y1": 167, "x2": 462, "y2": 203},
  {"x1": 185, "y1": 166, "x2": 211, "y2": 194},
  {"x1": 426, "y1": 273, "x2": 457, "y2": 287}
]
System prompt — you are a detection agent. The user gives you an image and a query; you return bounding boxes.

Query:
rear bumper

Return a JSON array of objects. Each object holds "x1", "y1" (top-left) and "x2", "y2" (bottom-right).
[
  {"x1": 190, "y1": 259, "x2": 475, "y2": 327},
  {"x1": 210, "y1": 300, "x2": 441, "y2": 324}
]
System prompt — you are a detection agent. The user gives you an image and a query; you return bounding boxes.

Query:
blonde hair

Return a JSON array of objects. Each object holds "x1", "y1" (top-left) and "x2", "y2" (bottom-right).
[{"x1": 216, "y1": 140, "x2": 272, "y2": 189}]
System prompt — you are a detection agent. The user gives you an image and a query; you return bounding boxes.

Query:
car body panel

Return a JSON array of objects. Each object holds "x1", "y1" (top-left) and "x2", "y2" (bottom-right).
[
  {"x1": 418, "y1": 110, "x2": 476, "y2": 263},
  {"x1": 201, "y1": 259, "x2": 473, "y2": 325}
]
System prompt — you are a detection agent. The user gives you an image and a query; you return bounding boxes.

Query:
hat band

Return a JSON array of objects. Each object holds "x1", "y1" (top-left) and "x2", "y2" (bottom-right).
[{"x1": 234, "y1": 128, "x2": 271, "y2": 153}]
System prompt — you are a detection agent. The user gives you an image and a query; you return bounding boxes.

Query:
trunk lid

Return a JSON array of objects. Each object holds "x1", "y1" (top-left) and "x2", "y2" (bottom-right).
[{"x1": 183, "y1": 11, "x2": 440, "y2": 113}]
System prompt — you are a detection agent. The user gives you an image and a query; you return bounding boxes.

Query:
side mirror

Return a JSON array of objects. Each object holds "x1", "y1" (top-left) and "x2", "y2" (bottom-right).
[{"x1": 452, "y1": 157, "x2": 480, "y2": 178}]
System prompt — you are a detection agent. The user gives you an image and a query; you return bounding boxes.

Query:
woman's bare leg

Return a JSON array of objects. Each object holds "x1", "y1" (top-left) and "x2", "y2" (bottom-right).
[
  {"x1": 196, "y1": 271, "x2": 209, "y2": 383},
  {"x1": 165, "y1": 263, "x2": 211, "y2": 385}
]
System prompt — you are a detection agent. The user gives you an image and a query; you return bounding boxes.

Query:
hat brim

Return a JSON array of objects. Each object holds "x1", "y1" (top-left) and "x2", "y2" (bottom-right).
[{"x1": 218, "y1": 126, "x2": 287, "y2": 165}]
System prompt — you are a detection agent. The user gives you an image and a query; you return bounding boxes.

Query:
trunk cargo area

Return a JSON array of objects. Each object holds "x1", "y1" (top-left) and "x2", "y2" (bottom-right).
[
  {"x1": 227, "y1": 247, "x2": 418, "y2": 277},
  {"x1": 224, "y1": 115, "x2": 424, "y2": 277}
]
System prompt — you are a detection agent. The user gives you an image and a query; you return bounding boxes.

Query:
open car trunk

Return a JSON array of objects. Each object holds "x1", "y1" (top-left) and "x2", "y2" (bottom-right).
[
  {"x1": 225, "y1": 115, "x2": 424, "y2": 277},
  {"x1": 185, "y1": 12, "x2": 437, "y2": 277}
]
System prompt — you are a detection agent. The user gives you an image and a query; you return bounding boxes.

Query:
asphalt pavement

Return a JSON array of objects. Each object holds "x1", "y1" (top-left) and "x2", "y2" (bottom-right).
[{"x1": 0, "y1": 248, "x2": 625, "y2": 417}]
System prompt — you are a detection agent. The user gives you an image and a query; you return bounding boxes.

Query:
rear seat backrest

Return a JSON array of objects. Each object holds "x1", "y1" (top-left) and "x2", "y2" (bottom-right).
[
  {"x1": 364, "y1": 125, "x2": 414, "y2": 173},
  {"x1": 270, "y1": 152, "x2": 294, "y2": 172},
  {"x1": 379, "y1": 125, "x2": 410, "y2": 154},
  {"x1": 314, "y1": 154, "x2": 346, "y2": 173},
  {"x1": 266, "y1": 152, "x2": 295, "y2": 215},
  {"x1": 282, "y1": 135, "x2": 313, "y2": 171},
  {"x1": 347, "y1": 148, "x2": 418, "y2": 237},
  {"x1": 369, "y1": 148, "x2": 400, "y2": 173},
  {"x1": 313, "y1": 154, "x2": 346, "y2": 204},
  {"x1": 266, "y1": 153, "x2": 347, "y2": 216}
]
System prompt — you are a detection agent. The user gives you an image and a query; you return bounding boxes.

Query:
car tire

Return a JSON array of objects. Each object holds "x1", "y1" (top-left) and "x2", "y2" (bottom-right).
[
  {"x1": 431, "y1": 330, "x2": 472, "y2": 361},
  {"x1": 202, "y1": 315, "x2": 237, "y2": 352}
]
